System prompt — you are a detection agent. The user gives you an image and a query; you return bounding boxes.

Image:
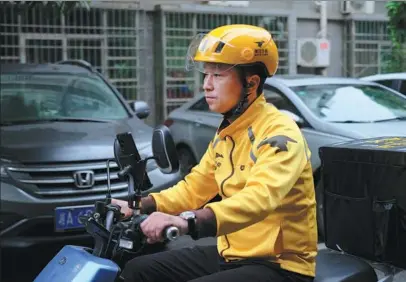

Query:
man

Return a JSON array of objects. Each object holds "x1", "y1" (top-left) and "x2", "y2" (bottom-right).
[{"x1": 113, "y1": 24, "x2": 317, "y2": 282}]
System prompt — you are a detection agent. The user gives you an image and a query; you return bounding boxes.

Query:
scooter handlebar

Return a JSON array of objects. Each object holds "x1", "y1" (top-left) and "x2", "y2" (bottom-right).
[
  {"x1": 164, "y1": 226, "x2": 180, "y2": 241},
  {"x1": 105, "y1": 210, "x2": 115, "y2": 232}
]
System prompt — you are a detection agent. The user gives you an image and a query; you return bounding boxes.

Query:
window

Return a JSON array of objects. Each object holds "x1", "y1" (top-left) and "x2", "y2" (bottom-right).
[
  {"x1": 189, "y1": 97, "x2": 209, "y2": 112},
  {"x1": 399, "y1": 80, "x2": 406, "y2": 95},
  {"x1": 289, "y1": 84, "x2": 406, "y2": 123},
  {"x1": 264, "y1": 86, "x2": 301, "y2": 116},
  {"x1": 0, "y1": 73, "x2": 129, "y2": 124},
  {"x1": 375, "y1": 79, "x2": 394, "y2": 89}
]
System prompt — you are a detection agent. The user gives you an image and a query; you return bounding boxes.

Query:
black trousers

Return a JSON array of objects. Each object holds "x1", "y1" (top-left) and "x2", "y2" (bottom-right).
[{"x1": 120, "y1": 245, "x2": 314, "y2": 282}]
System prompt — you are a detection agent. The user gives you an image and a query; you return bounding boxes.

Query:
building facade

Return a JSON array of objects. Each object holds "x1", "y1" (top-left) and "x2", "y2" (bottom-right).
[{"x1": 0, "y1": 1, "x2": 392, "y2": 125}]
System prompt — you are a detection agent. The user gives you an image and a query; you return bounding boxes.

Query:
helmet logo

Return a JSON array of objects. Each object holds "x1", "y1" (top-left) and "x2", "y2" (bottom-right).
[
  {"x1": 254, "y1": 49, "x2": 269, "y2": 57},
  {"x1": 255, "y1": 40, "x2": 265, "y2": 47}
]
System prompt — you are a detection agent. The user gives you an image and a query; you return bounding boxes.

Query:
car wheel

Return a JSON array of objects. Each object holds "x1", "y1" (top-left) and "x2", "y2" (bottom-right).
[
  {"x1": 177, "y1": 147, "x2": 197, "y2": 178},
  {"x1": 315, "y1": 180, "x2": 325, "y2": 240}
]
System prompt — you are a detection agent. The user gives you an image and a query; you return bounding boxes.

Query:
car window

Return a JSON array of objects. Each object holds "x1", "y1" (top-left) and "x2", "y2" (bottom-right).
[
  {"x1": 264, "y1": 86, "x2": 302, "y2": 116},
  {"x1": 375, "y1": 79, "x2": 394, "y2": 89},
  {"x1": 289, "y1": 84, "x2": 406, "y2": 123},
  {"x1": 0, "y1": 73, "x2": 129, "y2": 123},
  {"x1": 189, "y1": 97, "x2": 209, "y2": 112},
  {"x1": 399, "y1": 81, "x2": 406, "y2": 95}
]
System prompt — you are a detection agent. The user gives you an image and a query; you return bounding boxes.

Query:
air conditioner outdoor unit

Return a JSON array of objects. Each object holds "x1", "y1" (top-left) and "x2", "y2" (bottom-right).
[
  {"x1": 341, "y1": 0, "x2": 375, "y2": 14},
  {"x1": 297, "y1": 38, "x2": 330, "y2": 68}
]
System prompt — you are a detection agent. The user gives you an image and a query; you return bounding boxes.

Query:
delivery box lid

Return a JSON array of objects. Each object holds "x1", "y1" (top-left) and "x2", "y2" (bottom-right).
[{"x1": 319, "y1": 136, "x2": 406, "y2": 167}]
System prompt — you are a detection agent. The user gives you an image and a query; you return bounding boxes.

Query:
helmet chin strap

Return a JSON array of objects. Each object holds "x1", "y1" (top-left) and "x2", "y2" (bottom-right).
[
  {"x1": 222, "y1": 87, "x2": 251, "y2": 120},
  {"x1": 221, "y1": 68, "x2": 255, "y2": 121}
]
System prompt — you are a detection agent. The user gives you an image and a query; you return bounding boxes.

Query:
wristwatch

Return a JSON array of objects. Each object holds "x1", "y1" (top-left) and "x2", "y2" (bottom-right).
[{"x1": 179, "y1": 211, "x2": 198, "y2": 240}]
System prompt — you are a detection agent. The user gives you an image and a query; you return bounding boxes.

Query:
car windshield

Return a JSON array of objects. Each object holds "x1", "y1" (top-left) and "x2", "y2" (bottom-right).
[
  {"x1": 0, "y1": 72, "x2": 129, "y2": 125},
  {"x1": 290, "y1": 84, "x2": 406, "y2": 123}
]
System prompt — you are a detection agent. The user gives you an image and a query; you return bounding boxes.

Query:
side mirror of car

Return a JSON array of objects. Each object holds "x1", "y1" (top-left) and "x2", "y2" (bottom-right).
[
  {"x1": 130, "y1": 101, "x2": 150, "y2": 119},
  {"x1": 279, "y1": 110, "x2": 305, "y2": 127},
  {"x1": 152, "y1": 125, "x2": 179, "y2": 174}
]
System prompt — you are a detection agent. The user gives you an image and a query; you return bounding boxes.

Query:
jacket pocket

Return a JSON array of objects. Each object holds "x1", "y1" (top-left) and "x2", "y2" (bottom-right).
[{"x1": 224, "y1": 220, "x2": 283, "y2": 259}]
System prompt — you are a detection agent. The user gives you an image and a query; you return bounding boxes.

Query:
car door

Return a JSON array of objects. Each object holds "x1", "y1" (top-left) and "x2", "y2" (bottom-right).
[
  {"x1": 187, "y1": 97, "x2": 222, "y2": 160},
  {"x1": 264, "y1": 86, "x2": 322, "y2": 172}
]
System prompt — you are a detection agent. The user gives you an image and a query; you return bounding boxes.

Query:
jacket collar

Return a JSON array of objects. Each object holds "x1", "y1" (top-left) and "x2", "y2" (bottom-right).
[{"x1": 217, "y1": 93, "x2": 267, "y2": 138}]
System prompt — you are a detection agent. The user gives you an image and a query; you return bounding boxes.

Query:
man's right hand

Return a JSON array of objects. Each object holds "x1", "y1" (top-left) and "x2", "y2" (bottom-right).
[{"x1": 111, "y1": 198, "x2": 134, "y2": 218}]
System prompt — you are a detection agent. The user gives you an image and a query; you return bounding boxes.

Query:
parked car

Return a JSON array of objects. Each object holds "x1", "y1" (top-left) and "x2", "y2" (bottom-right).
[
  {"x1": 0, "y1": 60, "x2": 181, "y2": 272},
  {"x1": 360, "y1": 72, "x2": 406, "y2": 96},
  {"x1": 164, "y1": 75, "x2": 406, "y2": 237}
]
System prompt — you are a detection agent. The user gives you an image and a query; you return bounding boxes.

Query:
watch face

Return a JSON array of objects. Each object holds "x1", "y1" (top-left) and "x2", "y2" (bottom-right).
[{"x1": 181, "y1": 211, "x2": 195, "y2": 219}]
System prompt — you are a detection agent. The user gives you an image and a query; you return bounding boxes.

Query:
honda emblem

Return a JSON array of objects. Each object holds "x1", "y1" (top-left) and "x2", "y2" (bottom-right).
[{"x1": 73, "y1": 170, "x2": 95, "y2": 189}]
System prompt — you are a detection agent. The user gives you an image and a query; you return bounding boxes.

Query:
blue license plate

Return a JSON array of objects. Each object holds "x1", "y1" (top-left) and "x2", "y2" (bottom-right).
[{"x1": 55, "y1": 205, "x2": 94, "y2": 232}]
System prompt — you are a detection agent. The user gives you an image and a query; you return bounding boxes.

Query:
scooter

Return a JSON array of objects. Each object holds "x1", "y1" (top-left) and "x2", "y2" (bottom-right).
[
  {"x1": 34, "y1": 129, "x2": 405, "y2": 282},
  {"x1": 34, "y1": 125, "x2": 181, "y2": 282}
]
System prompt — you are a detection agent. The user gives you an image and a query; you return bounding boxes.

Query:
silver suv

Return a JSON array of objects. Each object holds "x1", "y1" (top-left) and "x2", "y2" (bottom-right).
[{"x1": 0, "y1": 60, "x2": 180, "y2": 279}]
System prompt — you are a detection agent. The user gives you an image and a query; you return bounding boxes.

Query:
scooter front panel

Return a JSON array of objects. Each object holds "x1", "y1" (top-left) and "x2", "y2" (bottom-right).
[{"x1": 34, "y1": 245, "x2": 120, "y2": 282}]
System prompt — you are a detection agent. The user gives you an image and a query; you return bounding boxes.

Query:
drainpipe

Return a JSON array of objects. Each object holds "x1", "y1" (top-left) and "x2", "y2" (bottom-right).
[{"x1": 319, "y1": 1, "x2": 328, "y2": 76}]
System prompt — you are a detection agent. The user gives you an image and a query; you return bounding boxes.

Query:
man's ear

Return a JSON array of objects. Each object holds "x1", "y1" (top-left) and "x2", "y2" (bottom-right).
[{"x1": 246, "y1": 74, "x2": 261, "y2": 91}]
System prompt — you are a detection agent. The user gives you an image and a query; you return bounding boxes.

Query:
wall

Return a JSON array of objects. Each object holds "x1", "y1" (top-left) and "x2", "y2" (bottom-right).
[{"x1": 141, "y1": 1, "x2": 389, "y2": 20}]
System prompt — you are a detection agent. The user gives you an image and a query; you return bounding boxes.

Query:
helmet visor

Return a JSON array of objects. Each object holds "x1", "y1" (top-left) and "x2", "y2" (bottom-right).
[{"x1": 185, "y1": 33, "x2": 236, "y2": 74}]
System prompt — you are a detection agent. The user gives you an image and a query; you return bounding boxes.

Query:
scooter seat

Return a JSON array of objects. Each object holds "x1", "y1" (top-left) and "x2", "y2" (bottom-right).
[{"x1": 314, "y1": 249, "x2": 377, "y2": 282}]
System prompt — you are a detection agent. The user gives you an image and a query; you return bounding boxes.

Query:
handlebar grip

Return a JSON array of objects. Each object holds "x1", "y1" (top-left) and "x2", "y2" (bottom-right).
[
  {"x1": 164, "y1": 226, "x2": 180, "y2": 241},
  {"x1": 105, "y1": 210, "x2": 115, "y2": 232}
]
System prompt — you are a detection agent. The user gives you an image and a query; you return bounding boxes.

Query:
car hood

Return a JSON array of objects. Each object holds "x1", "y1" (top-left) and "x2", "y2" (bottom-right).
[
  {"x1": 0, "y1": 120, "x2": 153, "y2": 163},
  {"x1": 329, "y1": 120, "x2": 406, "y2": 139}
]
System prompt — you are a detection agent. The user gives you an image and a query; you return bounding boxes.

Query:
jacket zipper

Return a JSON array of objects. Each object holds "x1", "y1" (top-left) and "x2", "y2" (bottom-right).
[
  {"x1": 220, "y1": 135, "x2": 235, "y2": 197},
  {"x1": 219, "y1": 135, "x2": 235, "y2": 258}
]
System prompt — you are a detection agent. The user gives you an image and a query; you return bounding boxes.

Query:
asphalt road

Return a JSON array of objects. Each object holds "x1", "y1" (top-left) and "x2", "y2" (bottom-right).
[{"x1": 4, "y1": 236, "x2": 406, "y2": 282}]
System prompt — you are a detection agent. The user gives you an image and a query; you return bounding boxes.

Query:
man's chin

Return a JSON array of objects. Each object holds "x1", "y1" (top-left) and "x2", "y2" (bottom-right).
[{"x1": 208, "y1": 105, "x2": 219, "y2": 113}]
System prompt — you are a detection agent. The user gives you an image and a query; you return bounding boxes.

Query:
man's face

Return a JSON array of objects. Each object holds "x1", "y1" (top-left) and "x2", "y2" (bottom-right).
[{"x1": 202, "y1": 63, "x2": 242, "y2": 114}]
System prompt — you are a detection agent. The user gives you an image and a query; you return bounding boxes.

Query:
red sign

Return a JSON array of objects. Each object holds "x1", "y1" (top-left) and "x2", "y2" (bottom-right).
[{"x1": 320, "y1": 41, "x2": 329, "y2": 50}]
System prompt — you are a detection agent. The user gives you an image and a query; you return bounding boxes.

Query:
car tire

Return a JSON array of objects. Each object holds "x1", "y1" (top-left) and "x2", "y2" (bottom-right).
[
  {"x1": 176, "y1": 147, "x2": 197, "y2": 178},
  {"x1": 315, "y1": 180, "x2": 325, "y2": 240}
]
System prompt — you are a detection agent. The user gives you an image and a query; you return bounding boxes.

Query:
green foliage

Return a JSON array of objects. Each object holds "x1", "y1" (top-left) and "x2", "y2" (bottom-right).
[
  {"x1": 5, "y1": 1, "x2": 91, "y2": 14},
  {"x1": 383, "y1": 1, "x2": 406, "y2": 73}
]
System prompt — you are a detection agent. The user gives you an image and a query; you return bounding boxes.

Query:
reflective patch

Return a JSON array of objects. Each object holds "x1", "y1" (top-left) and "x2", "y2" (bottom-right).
[
  {"x1": 248, "y1": 126, "x2": 255, "y2": 144},
  {"x1": 213, "y1": 137, "x2": 221, "y2": 149},
  {"x1": 250, "y1": 150, "x2": 257, "y2": 163},
  {"x1": 248, "y1": 126, "x2": 257, "y2": 162},
  {"x1": 257, "y1": 135, "x2": 298, "y2": 154}
]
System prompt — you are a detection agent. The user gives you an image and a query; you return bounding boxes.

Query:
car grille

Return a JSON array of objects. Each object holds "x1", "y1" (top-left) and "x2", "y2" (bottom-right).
[{"x1": 7, "y1": 160, "x2": 127, "y2": 198}]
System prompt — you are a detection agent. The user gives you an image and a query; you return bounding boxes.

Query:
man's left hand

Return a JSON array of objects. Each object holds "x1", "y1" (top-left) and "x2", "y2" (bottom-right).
[{"x1": 140, "y1": 212, "x2": 189, "y2": 244}]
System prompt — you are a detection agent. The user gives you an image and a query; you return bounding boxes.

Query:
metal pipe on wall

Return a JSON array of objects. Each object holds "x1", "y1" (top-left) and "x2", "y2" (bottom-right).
[{"x1": 319, "y1": 0, "x2": 327, "y2": 76}]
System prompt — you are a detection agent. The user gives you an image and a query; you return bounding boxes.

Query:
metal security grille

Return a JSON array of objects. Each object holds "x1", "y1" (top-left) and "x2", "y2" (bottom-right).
[
  {"x1": 0, "y1": 2, "x2": 146, "y2": 101},
  {"x1": 158, "y1": 7, "x2": 289, "y2": 120},
  {"x1": 344, "y1": 19, "x2": 392, "y2": 77}
]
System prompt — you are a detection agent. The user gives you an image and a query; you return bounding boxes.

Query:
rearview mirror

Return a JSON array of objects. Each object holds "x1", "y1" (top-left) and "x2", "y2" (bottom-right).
[
  {"x1": 130, "y1": 101, "x2": 150, "y2": 119},
  {"x1": 279, "y1": 110, "x2": 305, "y2": 127},
  {"x1": 152, "y1": 125, "x2": 179, "y2": 174}
]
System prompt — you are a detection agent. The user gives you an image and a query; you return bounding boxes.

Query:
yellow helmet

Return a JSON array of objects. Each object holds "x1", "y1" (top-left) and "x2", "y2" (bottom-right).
[{"x1": 185, "y1": 24, "x2": 279, "y2": 77}]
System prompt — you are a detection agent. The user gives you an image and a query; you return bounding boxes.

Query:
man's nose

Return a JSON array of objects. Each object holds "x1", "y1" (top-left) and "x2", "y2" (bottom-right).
[{"x1": 203, "y1": 75, "x2": 214, "y2": 91}]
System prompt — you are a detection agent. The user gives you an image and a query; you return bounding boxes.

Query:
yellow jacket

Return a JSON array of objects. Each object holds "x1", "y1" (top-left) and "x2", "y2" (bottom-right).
[{"x1": 150, "y1": 94, "x2": 318, "y2": 277}]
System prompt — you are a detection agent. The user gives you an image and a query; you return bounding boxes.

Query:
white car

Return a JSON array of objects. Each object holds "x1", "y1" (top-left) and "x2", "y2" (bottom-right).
[
  {"x1": 164, "y1": 75, "x2": 406, "y2": 237},
  {"x1": 361, "y1": 72, "x2": 406, "y2": 96}
]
